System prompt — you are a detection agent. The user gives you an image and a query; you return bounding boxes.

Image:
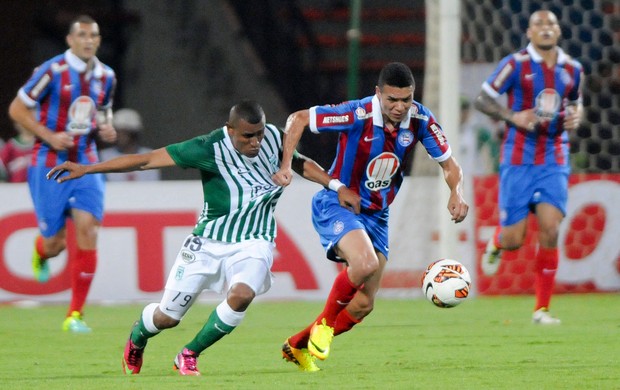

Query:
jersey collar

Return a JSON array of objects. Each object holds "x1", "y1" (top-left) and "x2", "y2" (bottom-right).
[
  {"x1": 526, "y1": 43, "x2": 567, "y2": 65},
  {"x1": 64, "y1": 50, "x2": 104, "y2": 79},
  {"x1": 371, "y1": 94, "x2": 412, "y2": 130}
]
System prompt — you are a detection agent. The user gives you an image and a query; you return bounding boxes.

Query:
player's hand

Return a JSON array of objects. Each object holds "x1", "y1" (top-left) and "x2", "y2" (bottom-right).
[
  {"x1": 337, "y1": 187, "x2": 361, "y2": 214},
  {"x1": 46, "y1": 161, "x2": 87, "y2": 183},
  {"x1": 272, "y1": 167, "x2": 293, "y2": 187},
  {"x1": 563, "y1": 105, "x2": 582, "y2": 131},
  {"x1": 97, "y1": 123, "x2": 117, "y2": 143},
  {"x1": 46, "y1": 132, "x2": 75, "y2": 151},
  {"x1": 512, "y1": 109, "x2": 539, "y2": 132},
  {"x1": 447, "y1": 191, "x2": 468, "y2": 223}
]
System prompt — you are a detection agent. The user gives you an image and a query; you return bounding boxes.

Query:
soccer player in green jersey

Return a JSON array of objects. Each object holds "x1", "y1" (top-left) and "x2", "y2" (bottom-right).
[{"x1": 48, "y1": 100, "x2": 360, "y2": 375}]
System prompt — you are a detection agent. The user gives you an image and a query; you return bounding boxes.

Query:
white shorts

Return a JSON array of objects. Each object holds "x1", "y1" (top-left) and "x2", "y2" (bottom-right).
[
  {"x1": 165, "y1": 234, "x2": 275, "y2": 294},
  {"x1": 160, "y1": 235, "x2": 275, "y2": 320}
]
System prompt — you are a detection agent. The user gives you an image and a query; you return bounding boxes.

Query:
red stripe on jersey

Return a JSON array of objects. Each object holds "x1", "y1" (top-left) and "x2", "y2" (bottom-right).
[
  {"x1": 511, "y1": 61, "x2": 533, "y2": 165},
  {"x1": 331, "y1": 133, "x2": 348, "y2": 181},
  {"x1": 534, "y1": 65, "x2": 556, "y2": 165},
  {"x1": 352, "y1": 125, "x2": 373, "y2": 199}
]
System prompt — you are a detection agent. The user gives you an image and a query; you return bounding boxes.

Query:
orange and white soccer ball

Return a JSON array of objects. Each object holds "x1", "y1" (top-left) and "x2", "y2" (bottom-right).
[{"x1": 421, "y1": 259, "x2": 471, "y2": 308}]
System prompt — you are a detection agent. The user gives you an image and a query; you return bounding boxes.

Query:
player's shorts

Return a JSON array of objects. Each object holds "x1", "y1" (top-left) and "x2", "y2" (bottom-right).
[
  {"x1": 498, "y1": 164, "x2": 569, "y2": 227},
  {"x1": 311, "y1": 189, "x2": 389, "y2": 262},
  {"x1": 160, "y1": 235, "x2": 275, "y2": 320},
  {"x1": 27, "y1": 166, "x2": 105, "y2": 237}
]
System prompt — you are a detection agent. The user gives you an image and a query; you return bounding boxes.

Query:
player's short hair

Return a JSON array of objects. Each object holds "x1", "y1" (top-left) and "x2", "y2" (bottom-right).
[
  {"x1": 68, "y1": 15, "x2": 97, "y2": 34},
  {"x1": 378, "y1": 62, "x2": 415, "y2": 89},
  {"x1": 230, "y1": 100, "x2": 265, "y2": 125}
]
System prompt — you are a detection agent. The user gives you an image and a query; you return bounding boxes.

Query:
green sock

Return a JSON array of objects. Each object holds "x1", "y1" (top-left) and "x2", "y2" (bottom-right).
[
  {"x1": 130, "y1": 319, "x2": 157, "y2": 348},
  {"x1": 185, "y1": 309, "x2": 236, "y2": 354}
]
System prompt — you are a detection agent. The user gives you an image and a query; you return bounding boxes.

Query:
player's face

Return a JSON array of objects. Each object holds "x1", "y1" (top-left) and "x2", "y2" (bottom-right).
[
  {"x1": 67, "y1": 22, "x2": 101, "y2": 62},
  {"x1": 527, "y1": 11, "x2": 561, "y2": 51},
  {"x1": 376, "y1": 85, "x2": 414, "y2": 126},
  {"x1": 228, "y1": 118, "x2": 266, "y2": 158}
]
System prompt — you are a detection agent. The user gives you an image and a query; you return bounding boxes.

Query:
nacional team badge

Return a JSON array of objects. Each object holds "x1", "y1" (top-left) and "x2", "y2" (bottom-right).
[{"x1": 397, "y1": 130, "x2": 414, "y2": 147}]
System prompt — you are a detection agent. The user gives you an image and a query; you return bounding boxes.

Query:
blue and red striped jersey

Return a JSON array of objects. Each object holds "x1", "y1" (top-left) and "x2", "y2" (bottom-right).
[
  {"x1": 482, "y1": 43, "x2": 582, "y2": 167},
  {"x1": 17, "y1": 50, "x2": 116, "y2": 168},
  {"x1": 309, "y1": 94, "x2": 451, "y2": 211}
]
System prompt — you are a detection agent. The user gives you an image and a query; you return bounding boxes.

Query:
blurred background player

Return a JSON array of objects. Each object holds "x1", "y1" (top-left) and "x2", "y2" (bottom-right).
[
  {"x1": 47, "y1": 100, "x2": 353, "y2": 375},
  {"x1": 99, "y1": 108, "x2": 160, "y2": 181},
  {"x1": 0, "y1": 123, "x2": 34, "y2": 183},
  {"x1": 8, "y1": 14, "x2": 117, "y2": 332},
  {"x1": 273, "y1": 62, "x2": 468, "y2": 370},
  {"x1": 474, "y1": 10, "x2": 583, "y2": 324}
]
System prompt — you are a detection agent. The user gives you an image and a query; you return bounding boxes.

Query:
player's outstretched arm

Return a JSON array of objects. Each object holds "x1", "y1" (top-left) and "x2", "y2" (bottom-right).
[
  {"x1": 273, "y1": 109, "x2": 310, "y2": 187},
  {"x1": 47, "y1": 147, "x2": 176, "y2": 183},
  {"x1": 439, "y1": 156, "x2": 468, "y2": 223}
]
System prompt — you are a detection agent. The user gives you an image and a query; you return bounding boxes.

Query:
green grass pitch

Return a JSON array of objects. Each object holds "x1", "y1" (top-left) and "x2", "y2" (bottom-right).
[{"x1": 1, "y1": 294, "x2": 618, "y2": 389}]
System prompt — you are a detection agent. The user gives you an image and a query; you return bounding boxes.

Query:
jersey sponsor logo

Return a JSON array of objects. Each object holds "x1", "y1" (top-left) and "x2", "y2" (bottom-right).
[
  {"x1": 411, "y1": 113, "x2": 429, "y2": 121},
  {"x1": 31, "y1": 74, "x2": 51, "y2": 99},
  {"x1": 535, "y1": 89, "x2": 561, "y2": 120},
  {"x1": 252, "y1": 183, "x2": 276, "y2": 198},
  {"x1": 524, "y1": 73, "x2": 536, "y2": 80},
  {"x1": 429, "y1": 123, "x2": 447, "y2": 145},
  {"x1": 493, "y1": 63, "x2": 513, "y2": 89},
  {"x1": 363, "y1": 135, "x2": 379, "y2": 142},
  {"x1": 397, "y1": 130, "x2": 414, "y2": 147},
  {"x1": 66, "y1": 96, "x2": 96, "y2": 135},
  {"x1": 321, "y1": 114, "x2": 351, "y2": 125},
  {"x1": 180, "y1": 249, "x2": 196, "y2": 264},
  {"x1": 355, "y1": 107, "x2": 367, "y2": 118},
  {"x1": 365, "y1": 152, "x2": 400, "y2": 191}
]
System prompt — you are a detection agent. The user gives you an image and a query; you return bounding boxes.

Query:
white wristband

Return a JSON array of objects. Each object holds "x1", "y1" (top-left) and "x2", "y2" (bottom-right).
[{"x1": 328, "y1": 179, "x2": 345, "y2": 192}]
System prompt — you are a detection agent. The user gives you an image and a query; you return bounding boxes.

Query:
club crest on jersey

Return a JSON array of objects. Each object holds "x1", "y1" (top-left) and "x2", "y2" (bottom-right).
[
  {"x1": 355, "y1": 107, "x2": 367, "y2": 118},
  {"x1": 66, "y1": 95, "x2": 96, "y2": 135},
  {"x1": 397, "y1": 130, "x2": 414, "y2": 147},
  {"x1": 333, "y1": 220, "x2": 345, "y2": 234},
  {"x1": 365, "y1": 152, "x2": 400, "y2": 191},
  {"x1": 535, "y1": 89, "x2": 561, "y2": 120}
]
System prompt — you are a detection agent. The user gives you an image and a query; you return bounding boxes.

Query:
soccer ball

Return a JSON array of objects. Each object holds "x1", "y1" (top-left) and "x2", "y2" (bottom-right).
[{"x1": 421, "y1": 259, "x2": 471, "y2": 308}]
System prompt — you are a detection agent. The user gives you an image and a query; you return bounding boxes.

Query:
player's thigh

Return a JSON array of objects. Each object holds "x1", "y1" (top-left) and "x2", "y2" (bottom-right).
[
  {"x1": 225, "y1": 240, "x2": 275, "y2": 296},
  {"x1": 28, "y1": 166, "x2": 72, "y2": 237},
  {"x1": 159, "y1": 289, "x2": 201, "y2": 321},
  {"x1": 498, "y1": 165, "x2": 533, "y2": 226},
  {"x1": 227, "y1": 258, "x2": 271, "y2": 296},
  {"x1": 335, "y1": 229, "x2": 377, "y2": 267}
]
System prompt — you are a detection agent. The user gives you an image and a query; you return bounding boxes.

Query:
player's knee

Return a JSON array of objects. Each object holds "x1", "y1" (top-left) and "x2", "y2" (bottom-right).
[
  {"x1": 153, "y1": 310, "x2": 180, "y2": 329},
  {"x1": 351, "y1": 296, "x2": 375, "y2": 318},
  {"x1": 227, "y1": 283, "x2": 256, "y2": 311},
  {"x1": 45, "y1": 237, "x2": 67, "y2": 257}
]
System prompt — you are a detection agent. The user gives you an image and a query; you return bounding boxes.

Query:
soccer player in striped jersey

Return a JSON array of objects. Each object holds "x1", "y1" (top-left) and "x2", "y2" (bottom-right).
[
  {"x1": 474, "y1": 10, "x2": 584, "y2": 325},
  {"x1": 8, "y1": 15, "x2": 117, "y2": 333},
  {"x1": 273, "y1": 62, "x2": 469, "y2": 368},
  {"x1": 48, "y1": 100, "x2": 357, "y2": 375}
]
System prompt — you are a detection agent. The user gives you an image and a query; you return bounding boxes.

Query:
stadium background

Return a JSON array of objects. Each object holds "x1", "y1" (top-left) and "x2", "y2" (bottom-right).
[{"x1": 0, "y1": 0, "x2": 618, "y2": 303}]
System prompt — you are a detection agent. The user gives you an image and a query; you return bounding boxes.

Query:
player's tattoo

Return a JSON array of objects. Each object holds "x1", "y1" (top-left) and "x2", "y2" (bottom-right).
[{"x1": 474, "y1": 92, "x2": 514, "y2": 124}]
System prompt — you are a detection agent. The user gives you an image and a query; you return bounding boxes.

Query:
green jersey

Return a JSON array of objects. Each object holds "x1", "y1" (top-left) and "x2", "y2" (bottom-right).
[{"x1": 166, "y1": 124, "x2": 284, "y2": 243}]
